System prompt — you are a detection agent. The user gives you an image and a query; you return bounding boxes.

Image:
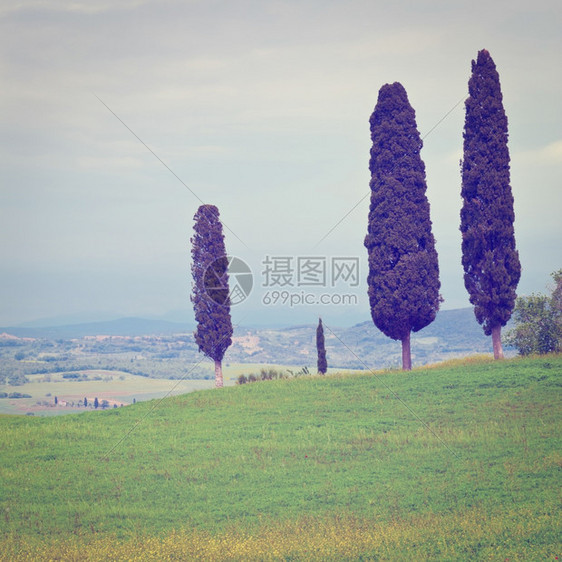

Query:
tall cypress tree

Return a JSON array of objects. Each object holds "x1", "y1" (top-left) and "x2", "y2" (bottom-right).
[
  {"x1": 364, "y1": 82, "x2": 441, "y2": 370},
  {"x1": 461, "y1": 49, "x2": 521, "y2": 359},
  {"x1": 191, "y1": 204, "x2": 233, "y2": 388},
  {"x1": 316, "y1": 317, "x2": 327, "y2": 375}
]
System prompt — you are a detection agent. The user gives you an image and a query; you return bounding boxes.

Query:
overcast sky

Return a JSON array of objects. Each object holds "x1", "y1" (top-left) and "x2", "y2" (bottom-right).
[{"x1": 0, "y1": 0, "x2": 560, "y2": 328}]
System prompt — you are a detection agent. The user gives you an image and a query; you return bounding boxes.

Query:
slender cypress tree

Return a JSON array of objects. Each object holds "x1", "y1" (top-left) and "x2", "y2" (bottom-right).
[
  {"x1": 364, "y1": 82, "x2": 441, "y2": 370},
  {"x1": 316, "y1": 317, "x2": 327, "y2": 375},
  {"x1": 461, "y1": 49, "x2": 521, "y2": 359},
  {"x1": 191, "y1": 204, "x2": 233, "y2": 388}
]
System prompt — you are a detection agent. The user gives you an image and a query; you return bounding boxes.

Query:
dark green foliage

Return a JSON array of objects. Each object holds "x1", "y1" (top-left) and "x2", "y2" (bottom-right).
[
  {"x1": 259, "y1": 368, "x2": 284, "y2": 381},
  {"x1": 507, "y1": 269, "x2": 562, "y2": 355},
  {"x1": 236, "y1": 368, "x2": 294, "y2": 385},
  {"x1": 190, "y1": 205, "x2": 233, "y2": 364},
  {"x1": 94, "y1": 397, "x2": 99, "y2": 409},
  {"x1": 287, "y1": 366, "x2": 310, "y2": 376},
  {"x1": 364, "y1": 82, "x2": 441, "y2": 359},
  {"x1": 460, "y1": 49, "x2": 521, "y2": 337},
  {"x1": 316, "y1": 318, "x2": 327, "y2": 374},
  {"x1": 11, "y1": 374, "x2": 27, "y2": 385},
  {"x1": 84, "y1": 397, "x2": 88, "y2": 407}
]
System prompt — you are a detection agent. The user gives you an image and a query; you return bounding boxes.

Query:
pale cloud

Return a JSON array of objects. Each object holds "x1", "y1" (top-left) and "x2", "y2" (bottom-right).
[
  {"x1": 76, "y1": 155, "x2": 146, "y2": 170},
  {"x1": 0, "y1": 0, "x2": 151, "y2": 16},
  {"x1": 541, "y1": 141, "x2": 562, "y2": 163},
  {"x1": 517, "y1": 140, "x2": 562, "y2": 164}
]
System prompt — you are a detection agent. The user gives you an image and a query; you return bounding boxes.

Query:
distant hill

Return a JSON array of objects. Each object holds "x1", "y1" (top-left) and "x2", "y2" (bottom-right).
[
  {"x1": 0, "y1": 317, "x2": 194, "y2": 339},
  {"x1": 0, "y1": 308, "x2": 509, "y2": 369},
  {"x1": 227, "y1": 307, "x2": 500, "y2": 369}
]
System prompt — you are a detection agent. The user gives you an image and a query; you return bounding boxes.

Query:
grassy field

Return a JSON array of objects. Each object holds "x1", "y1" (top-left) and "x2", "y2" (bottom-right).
[
  {"x1": 0, "y1": 355, "x2": 560, "y2": 560},
  {"x1": 0, "y1": 363, "x2": 322, "y2": 416}
]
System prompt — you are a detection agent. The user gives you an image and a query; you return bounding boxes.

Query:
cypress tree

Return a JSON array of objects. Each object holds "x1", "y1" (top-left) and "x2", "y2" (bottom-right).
[
  {"x1": 460, "y1": 49, "x2": 521, "y2": 359},
  {"x1": 191, "y1": 204, "x2": 233, "y2": 388},
  {"x1": 316, "y1": 317, "x2": 327, "y2": 375},
  {"x1": 364, "y1": 82, "x2": 441, "y2": 370}
]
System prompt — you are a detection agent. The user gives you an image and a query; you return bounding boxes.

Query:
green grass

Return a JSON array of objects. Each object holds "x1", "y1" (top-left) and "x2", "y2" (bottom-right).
[
  {"x1": 0, "y1": 355, "x2": 560, "y2": 560},
  {"x1": 0, "y1": 363, "x2": 332, "y2": 416},
  {"x1": 0, "y1": 371, "x2": 213, "y2": 416}
]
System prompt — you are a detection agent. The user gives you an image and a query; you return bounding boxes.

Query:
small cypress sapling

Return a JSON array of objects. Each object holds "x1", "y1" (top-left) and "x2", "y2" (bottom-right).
[{"x1": 316, "y1": 318, "x2": 327, "y2": 375}]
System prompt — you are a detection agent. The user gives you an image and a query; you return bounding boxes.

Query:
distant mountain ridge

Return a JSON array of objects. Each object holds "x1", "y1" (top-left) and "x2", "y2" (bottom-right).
[{"x1": 0, "y1": 317, "x2": 194, "y2": 339}]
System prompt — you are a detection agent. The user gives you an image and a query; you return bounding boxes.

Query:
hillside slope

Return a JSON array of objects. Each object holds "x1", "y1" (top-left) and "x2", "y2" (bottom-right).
[{"x1": 1, "y1": 355, "x2": 560, "y2": 560}]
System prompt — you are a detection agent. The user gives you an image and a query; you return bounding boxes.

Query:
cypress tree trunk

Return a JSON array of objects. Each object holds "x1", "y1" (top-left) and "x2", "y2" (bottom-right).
[
  {"x1": 316, "y1": 318, "x2": 328, "y2": 375},
  {"x1": 214, "y1": 360, "x2": 224, "y2": 388},
  {"x1": 491, "y1": 325, "x2": 504, "y2": 360},
  {"x1": 401, "y1": 332, "x2": 412, "y2": 371}
]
